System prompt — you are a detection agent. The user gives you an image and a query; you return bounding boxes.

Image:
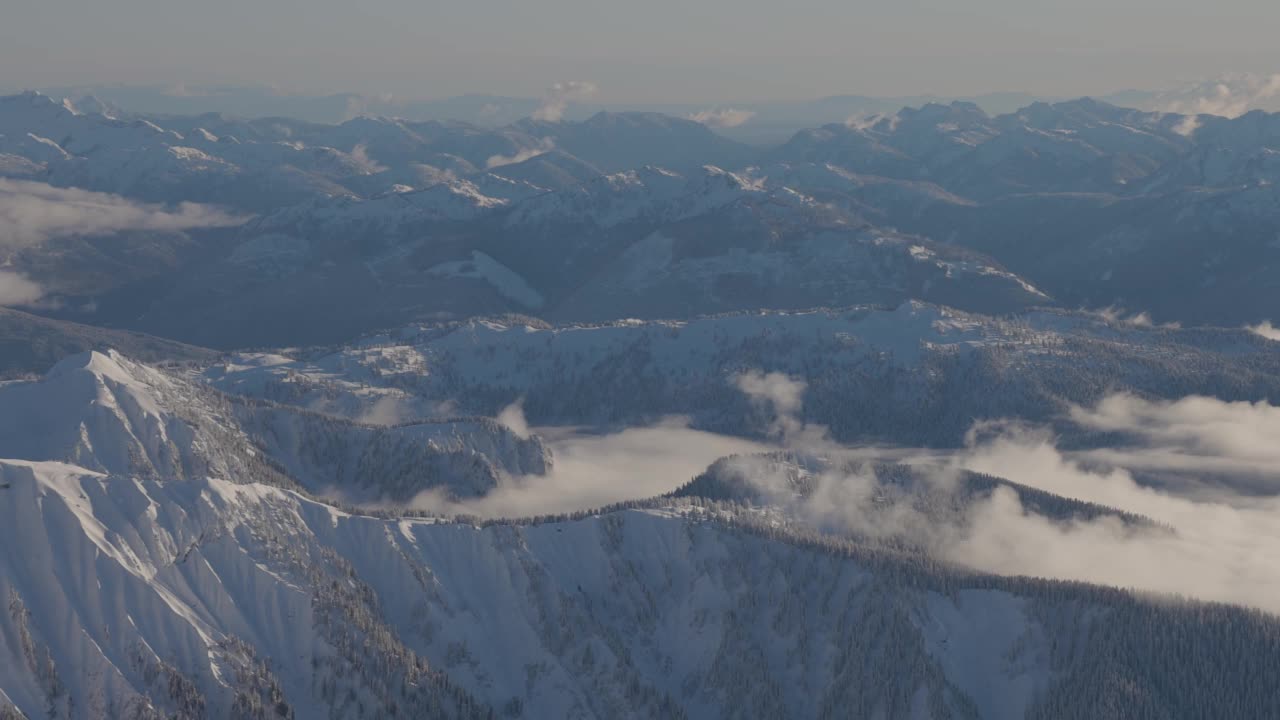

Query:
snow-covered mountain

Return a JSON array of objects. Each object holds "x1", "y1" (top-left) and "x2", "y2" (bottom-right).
[
  {"x1": 511, "y1": 111, "x2": 755, "y2": 172},
  {"x1": 0, "y1": 350, "x2": 549, "y2": 503},
  {"x1": 773, "y1": 99, "x2": 1195, "y2": 199},
  {"x1": 9, "y1": 91, "x2": 1280, "y2": 332},
  {"x1": 236, "y1": 406, "x2": 551, "y2": 502},
  {"x1": 113, "y1": 163, "x2": 1046, "y2": 348},
  {"x1": 0, "y1": 93, "x2": 747, "y2": 214},
  {"x1": 0, "y1": 350, "x2": 269, "y2": 481},
  {"x1": 2, "y1": 273, "x2": 1279, "y2": 719},
  {"x1": 204, "y1": 301, "x2": 1280, "y2": 447},
  {"x1": 0, "y1": 461, "x2": 490, "y2": 720},
  {"x1": 0, "y1": 307, "x2": 214, "y2": 379},
  {"x1": 3, "y1": 441, "x2": 1278, "y2": 719},
  {"x1": 757, "y1": 100, "x2": 1280, "y2": 325},
  {"x1": 7, "y1": 88, "x2": 1280, "y2": 720}
]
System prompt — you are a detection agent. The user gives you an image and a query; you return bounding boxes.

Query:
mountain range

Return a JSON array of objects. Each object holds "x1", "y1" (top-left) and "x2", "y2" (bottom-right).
[
  {"x1": 4, "y1": 86, "x2": 1280, "y2": 718},
  {"x1": 3, "y1": 349, "x2": 1279, "y2": 719},
  {"x1": 5, "y1": 91, "x2": 1280, "y2": 348}
]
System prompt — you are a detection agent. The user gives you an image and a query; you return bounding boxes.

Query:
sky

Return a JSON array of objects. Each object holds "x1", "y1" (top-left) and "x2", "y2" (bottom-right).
[{"x1": 3, "y1": 0, "x2": 1279, "y2": 102}]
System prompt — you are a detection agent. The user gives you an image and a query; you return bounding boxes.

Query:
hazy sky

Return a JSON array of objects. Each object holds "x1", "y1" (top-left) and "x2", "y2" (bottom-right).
[{"x1": 3, "y1": 0, "x2": 1278, "y2": 102}]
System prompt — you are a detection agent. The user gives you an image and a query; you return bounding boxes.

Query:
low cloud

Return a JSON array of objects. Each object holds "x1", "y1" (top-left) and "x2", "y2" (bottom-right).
[
  {"x1": 1067, "y1": 393, "x2": 1280, "y2": 478},
  {"x1": 486, "y1": 138, "x2": 556, "y2": 169},
  {"x1": 846, "y1": 112, "x2": 895, "y2": 132},
  {"x1": 735, "y1": 370, "x2": 805, "y2": 417},
  {"x1": 687, "y1": 108, "x2": 756, "y2": 129},
  {"x1": 356, "y1": 395, "x2": 408, "y2": 426},
  {"x1": 348, "y1": 143, "x2": 387, "y2": 174},
  {"x1": 950, "y1": 424, "x2": 1280, "y2": 614},
  {"x1": 384, "y1": 373, "x2": 786, "y2": 518},
  {"x1": 531, "y1": 81, "x2": 597, "y2": 123},
  {"x1": 1094, "y1": 306, "x2": 1180, "y2": 329},
  {"x1": 1151, "y1": 73, "x2": 1280, "y2": 118},
  {"x1": 0, "y1": 179, "x2": 247, "y2": 249},
  {"x1": 408, "y1": 418, "x2": 768, "y2": 518},
  {"x1": 496, "y1": 398, "x2": 531, "y2": 439},
  {"x1": 359, "y1": 367, "x2": 1280, "y2": 616},
  {"x1": 1248, "y1": 321, "x2": 1280, "y2": 341},
  {"x1": 719, "y1": 384, "x2": 1280, "y2": 616},
  {"x1": 1172, "y1": 114, "x2": 1201, "y2": 138},
  {"x1": 343, "y1": 95, "x2": 370, "y2": 122},
  {"x1": 733, "y1": 370, "x2": 825, "y2": 444},
  {"x1": 0, "y1": 270, "x2": 43, "y2": 306}
]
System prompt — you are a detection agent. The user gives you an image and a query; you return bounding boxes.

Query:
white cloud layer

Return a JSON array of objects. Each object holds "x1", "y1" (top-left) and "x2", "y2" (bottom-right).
[
  {"x1": 1069, "y1": 394, "x2": 1280, "y2": 469},
  {"x1": 355, "y1": 367, "x2": 1280, "y2": 617},
  {"x1": 408, "y1": 418, "x2": 768, "y2": 518},
  {"x1": 0, "y1": 178, "x2": 246, "y2": 248},
  {"x1": 714, "y1": 376, "x2": 1280, "y2": 615},
  {"x1": 951, "y1": 423, "x2": 1280, "y2": 614}
]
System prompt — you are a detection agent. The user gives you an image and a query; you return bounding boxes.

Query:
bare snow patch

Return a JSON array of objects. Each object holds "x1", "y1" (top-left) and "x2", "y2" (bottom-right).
[
  {"x1": 428, "y1": 251, "x2": 544, "y2": 309},
  {"x1": 919, "y1": 590, "x2": 1051, "y2": 720}
]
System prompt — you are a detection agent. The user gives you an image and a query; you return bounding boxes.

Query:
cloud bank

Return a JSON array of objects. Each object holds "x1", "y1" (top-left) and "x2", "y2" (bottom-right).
[
  {"x1": 409, "y1": 417, "x2": 768, "y2": 518},
  {"x1": 485, "y1": 138, "x2": 556, "y2": 169},
  {"x1": 348, "y1": 143, "x2": 387, "y2": 174},
  {"x1": 687, "y1": 108, "x2": 756, "y2": 128},
  {"x1": 718, "y1": 375, "x2": 1280, "y2": 615},
  {"x1": 951, "y1": 423, "x2": 1280, "y2": 614},
  {"x1": 1248, "y1": 321, "x2": 1280, "y2": 341},
  {"x1": 1067, "y1": 394, "x2": 1280, "y2": 476},
  {"x1": 531, "y1": 81, "x2": 597, "y2": 123},
  {"x1": 496, "y1": 398, "x2": 531, "y2": 439},
  {"x1": 364, "y1": 366, "x2": 1280, "y2": 616},
  {"x1": 0, "y1": 179, "x2": 247, "y2": 248},
  {"x1": 0, "y1": 270, "x2": 43, "y2": 306},
  {"x1": 1152, "y1": 73, "x2": 1280, "y2": 118}
]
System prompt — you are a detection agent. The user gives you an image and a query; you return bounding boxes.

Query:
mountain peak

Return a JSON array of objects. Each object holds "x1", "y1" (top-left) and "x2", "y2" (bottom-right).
[
  {"x1": 45, "y1": 348, "x2": 132, "y2": 383},
  {"x1": 1, "y1": 91, "x2": 65, "y2": 114}
]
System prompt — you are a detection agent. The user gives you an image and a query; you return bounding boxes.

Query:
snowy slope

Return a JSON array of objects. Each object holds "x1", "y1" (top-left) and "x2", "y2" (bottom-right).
[
  {"x1": 0, "y1": 350, "x2": 550, "y2": 503},
  {"x1": 0, "y1": 462, "x2": 487, "y2": 720},
  {"x1": 427, "y1": 251, "x2": 546, "y2": 309},
  {"x1": 0, "y1": 350, "x2": 266, "y2": 482},
  {"x1": 502, "y1": 164, "x2": 753, "y2": 228},
  {"x1": 2, "y1": 462, "x2": 1277, "y2": 720},
  {"x1": 0, "y1": 306, "x2": 215, "y2": 379},
  {"x1": 3, "y1": 350, "x2": 1280, "y2": 719},
  {"x1": 204, "y1": 302, "x2": 1280, "y2": 445},
  {"x1": 235, "y1": 404, "x2": 552, "y2": 502}
]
